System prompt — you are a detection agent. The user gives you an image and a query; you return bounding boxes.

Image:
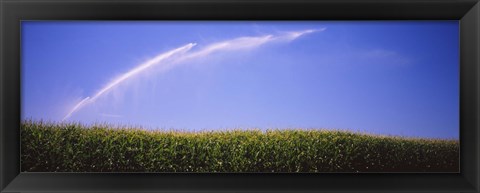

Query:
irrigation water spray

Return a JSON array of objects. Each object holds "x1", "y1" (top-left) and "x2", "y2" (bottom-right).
[
  {"x1": 62, "y1": 43, "x2": 197, "y2": 120},
  {"x1": 62, "y1": 29, "x2": 324, "y2": 121}
]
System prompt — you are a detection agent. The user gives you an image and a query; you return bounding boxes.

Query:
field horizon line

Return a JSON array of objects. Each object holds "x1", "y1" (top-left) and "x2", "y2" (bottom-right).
[{"x1": 21, "y1": 119, "x2": 459, "y2": 141}]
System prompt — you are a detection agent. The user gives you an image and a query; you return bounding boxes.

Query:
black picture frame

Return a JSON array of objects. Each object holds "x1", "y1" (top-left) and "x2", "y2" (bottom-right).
[{"x1": 1, "y1": 0, "x2": 479, "y2": 192}]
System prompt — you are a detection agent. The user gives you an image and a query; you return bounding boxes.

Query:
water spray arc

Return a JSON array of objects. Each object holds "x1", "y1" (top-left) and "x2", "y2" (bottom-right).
[
  {"x1": 62, "y1": 43, "x2": 196, "y2": 121},
  {"x1": 62, "y1": 29, "x2": 324, "y2": 121}
]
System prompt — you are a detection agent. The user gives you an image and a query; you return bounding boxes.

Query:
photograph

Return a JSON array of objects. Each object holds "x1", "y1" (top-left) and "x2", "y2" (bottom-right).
[{"x1": 21, "y1": 21, "x2": 459, "y2": 173}]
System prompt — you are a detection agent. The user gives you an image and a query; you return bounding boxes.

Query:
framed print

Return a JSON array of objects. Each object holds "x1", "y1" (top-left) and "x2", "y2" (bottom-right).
[{"x1": 1, "y1": 0, "x2": 479, "y2": 192}]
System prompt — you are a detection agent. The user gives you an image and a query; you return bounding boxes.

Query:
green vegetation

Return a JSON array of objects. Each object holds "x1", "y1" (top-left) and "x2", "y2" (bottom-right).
[{"x1": 21, "y1": 120, "x2": 459, "y2": 172}]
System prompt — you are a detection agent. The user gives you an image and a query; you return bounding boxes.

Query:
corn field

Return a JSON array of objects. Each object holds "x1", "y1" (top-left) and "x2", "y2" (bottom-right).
[{"x1": 21, "y1": 120, "x2": 459, "y2": 172}]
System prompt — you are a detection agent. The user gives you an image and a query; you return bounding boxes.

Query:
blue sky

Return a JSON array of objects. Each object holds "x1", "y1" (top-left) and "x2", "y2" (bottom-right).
[{"x1": 22, "y1": 21, "x2": 459, "y2": 139}]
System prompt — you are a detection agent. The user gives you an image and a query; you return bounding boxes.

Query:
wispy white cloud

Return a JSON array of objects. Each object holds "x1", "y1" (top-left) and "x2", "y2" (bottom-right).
[
  {"x1": 359, "y1": 49, "x2": 411, "y2": 66},
  {"x1": 363, "y1": 49, "x2": 398, "y2": 58}
]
